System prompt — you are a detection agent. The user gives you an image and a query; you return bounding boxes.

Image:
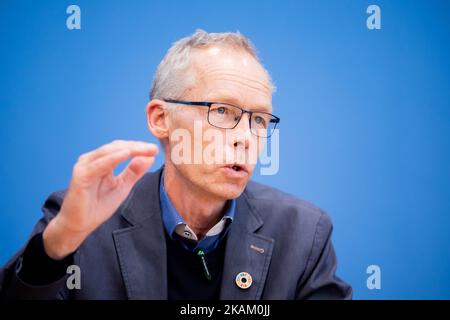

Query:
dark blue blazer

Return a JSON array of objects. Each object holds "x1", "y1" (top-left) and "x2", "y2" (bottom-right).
[{"x1": 0, "y1": 168, "x2": 352, "y2": 299}]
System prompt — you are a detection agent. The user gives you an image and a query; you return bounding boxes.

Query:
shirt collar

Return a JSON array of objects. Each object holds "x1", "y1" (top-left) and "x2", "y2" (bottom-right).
[{"x1": 159, "y1": 172, "x2": 236, "y2": 243}]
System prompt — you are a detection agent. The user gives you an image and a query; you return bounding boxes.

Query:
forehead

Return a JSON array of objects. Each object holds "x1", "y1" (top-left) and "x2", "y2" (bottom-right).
[{"x1": 189, "y1": 46, "x2": 273, "y2": 111}]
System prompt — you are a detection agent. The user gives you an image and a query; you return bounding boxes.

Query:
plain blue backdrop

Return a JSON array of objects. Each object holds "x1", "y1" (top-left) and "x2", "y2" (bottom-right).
[{"x1": 1, "y1": 0, "x2": 449, "y2": 299}]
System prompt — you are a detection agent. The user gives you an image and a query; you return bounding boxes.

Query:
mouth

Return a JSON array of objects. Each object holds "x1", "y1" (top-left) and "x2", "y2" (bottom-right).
[
  {"x1": 222, "y1": 163, "x2": 249, "y2": 178},
  {"x1": 224, "y1": 163, "x2": 248, "y2": 173}
]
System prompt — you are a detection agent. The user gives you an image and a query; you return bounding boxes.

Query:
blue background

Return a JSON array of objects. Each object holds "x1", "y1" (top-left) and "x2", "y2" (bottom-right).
[{"x1": 1, "y1": 0, "x2": 449, "y2": 299}]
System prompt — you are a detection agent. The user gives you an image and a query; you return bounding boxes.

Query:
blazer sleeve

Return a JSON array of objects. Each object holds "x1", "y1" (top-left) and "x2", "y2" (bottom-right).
[
  {"x1": 0, "y1": 191, "x2": 72, "y2": 300},
  {"x1": 295, "y1": 212, "x2": 353, "y2": 300}
]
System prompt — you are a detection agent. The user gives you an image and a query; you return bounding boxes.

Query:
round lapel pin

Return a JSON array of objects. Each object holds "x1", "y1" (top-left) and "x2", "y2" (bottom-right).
[{"x1": 235, "y1": 272, "x2": 252, "y2": 289}]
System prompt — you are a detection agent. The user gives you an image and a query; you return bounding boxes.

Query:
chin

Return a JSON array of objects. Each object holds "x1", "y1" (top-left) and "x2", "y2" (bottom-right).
[{"x1": 207, "y1": 181, "x2": 248, "y2": 200}]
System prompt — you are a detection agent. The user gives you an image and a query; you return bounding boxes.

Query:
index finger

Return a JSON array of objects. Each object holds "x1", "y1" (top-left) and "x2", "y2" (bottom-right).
[{"x1": 78, "y1": 140, "x2": 158, "y2": 164}]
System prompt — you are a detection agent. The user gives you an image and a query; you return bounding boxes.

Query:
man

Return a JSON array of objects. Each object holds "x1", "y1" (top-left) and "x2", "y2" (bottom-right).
[{"x1": 0, "y1": 30, "x2": 352, "y2": 299}]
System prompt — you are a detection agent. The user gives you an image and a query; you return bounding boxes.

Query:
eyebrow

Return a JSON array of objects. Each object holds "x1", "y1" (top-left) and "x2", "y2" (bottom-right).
[{"x1": 206, "y1": 96, "x2": 272, "y2": 113}]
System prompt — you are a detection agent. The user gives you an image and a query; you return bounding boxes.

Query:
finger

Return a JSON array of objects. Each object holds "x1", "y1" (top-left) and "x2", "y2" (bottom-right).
[
  {"x1": 84, "y1": 141, "x2": 158, "y2": 164},
  {"x1": 118, "y1": 156, "x2": 156, "y2": 186},
  {"x1": 81, "y1": 148, "x2": 156, "y2": 180},
  {"x1": 78, "y1": 140, "x2": 158, "y2": 164}
]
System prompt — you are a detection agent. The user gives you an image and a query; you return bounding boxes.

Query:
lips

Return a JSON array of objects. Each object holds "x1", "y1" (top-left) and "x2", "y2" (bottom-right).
[
  {"x1": 221, "y1": 163, "x2": 250, "y2": 179},
  {"x1": 223, "y1": 163, "x2": 249, "y2": 173}
]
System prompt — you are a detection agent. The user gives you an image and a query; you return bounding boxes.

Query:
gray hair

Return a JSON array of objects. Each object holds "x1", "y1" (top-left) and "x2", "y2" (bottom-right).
[{"x1": 149, "y1": 29, "x2": 276, "y2": 103}]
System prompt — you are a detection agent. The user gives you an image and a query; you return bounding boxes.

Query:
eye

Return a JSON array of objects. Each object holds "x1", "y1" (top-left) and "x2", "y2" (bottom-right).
[
  {"x1": 217, "y1": 107, "x2": 226, "y2": 114},
  {"x1": 254, "y1": 115, "x2": 264, "y2": 124}
]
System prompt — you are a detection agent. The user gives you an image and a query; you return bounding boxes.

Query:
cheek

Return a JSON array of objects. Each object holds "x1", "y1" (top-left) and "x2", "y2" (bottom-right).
[
  {"x1": 246, "y1": 137, "x2": 266, "y2": 165},
  {"x1": 168, "y1": 113, "x2": 205, "y2": 155},
  {"x1": 256, "y1": 137, "x2": 267, "y2": 154}
]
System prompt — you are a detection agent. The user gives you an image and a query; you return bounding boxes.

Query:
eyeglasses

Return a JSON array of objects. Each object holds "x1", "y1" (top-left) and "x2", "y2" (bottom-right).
[{"x1": 163, "y1": 99, "x2": 280, "y2": 138}]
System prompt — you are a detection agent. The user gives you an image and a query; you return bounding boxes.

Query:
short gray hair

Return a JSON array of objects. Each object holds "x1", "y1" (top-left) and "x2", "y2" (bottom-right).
[{"x1": 149, "y1": 29, "x2": 276, "y2": 102}]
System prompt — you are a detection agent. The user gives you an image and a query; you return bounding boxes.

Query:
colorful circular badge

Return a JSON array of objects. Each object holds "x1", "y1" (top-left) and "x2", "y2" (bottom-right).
[{"x1": 235, "y1": 272, "x2": 253, "y2": 289}]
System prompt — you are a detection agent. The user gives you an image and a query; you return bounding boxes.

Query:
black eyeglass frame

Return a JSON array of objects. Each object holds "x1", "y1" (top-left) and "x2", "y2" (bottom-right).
[{"x1": 163, "y1": 99, "x2": 280, "y2": 138}]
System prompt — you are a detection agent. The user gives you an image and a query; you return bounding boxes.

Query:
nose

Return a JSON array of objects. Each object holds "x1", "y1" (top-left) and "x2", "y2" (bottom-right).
[{"x1": 232, "y1": 112, "x2": 252, "y2": 150}]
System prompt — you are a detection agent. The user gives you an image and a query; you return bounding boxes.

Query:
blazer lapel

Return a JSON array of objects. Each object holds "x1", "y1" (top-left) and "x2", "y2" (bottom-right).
[
  {"x1": 220, "y1": 192, "x2": 275, "y2": 300},
  {"x1": 111, "y1": 167, "x2": 275, "y2": 300},
  {"x1": 112, "y1": 168, "x2": 168, "y2": 299}
]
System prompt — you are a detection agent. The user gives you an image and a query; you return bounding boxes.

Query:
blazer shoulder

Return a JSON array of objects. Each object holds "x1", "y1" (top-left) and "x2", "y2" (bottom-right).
[
  {"x1": 40, "y1": 189, "x2": 67, "y2": 219},
  {"x1": 42, "y1": 189, "x2": 67, "y2": 207},
  {"x1": 243, "y1": 180, "x2": 333, "y2": 230}
]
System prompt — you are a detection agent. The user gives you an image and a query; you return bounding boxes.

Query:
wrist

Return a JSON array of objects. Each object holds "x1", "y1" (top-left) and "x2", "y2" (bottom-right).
[{"x1": 42, "y1": 216, "x2": 88, "y2": 260}]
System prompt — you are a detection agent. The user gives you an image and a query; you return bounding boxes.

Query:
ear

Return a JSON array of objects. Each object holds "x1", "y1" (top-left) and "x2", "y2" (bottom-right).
[{"x1": 146, "y1": 99, "x2": 170, "y2": 141}]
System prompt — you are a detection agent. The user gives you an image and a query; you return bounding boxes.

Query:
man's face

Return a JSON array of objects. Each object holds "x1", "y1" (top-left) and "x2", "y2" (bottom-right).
[{"x1": 166, "y1": 46, "x2": 273, "y2": 200}]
